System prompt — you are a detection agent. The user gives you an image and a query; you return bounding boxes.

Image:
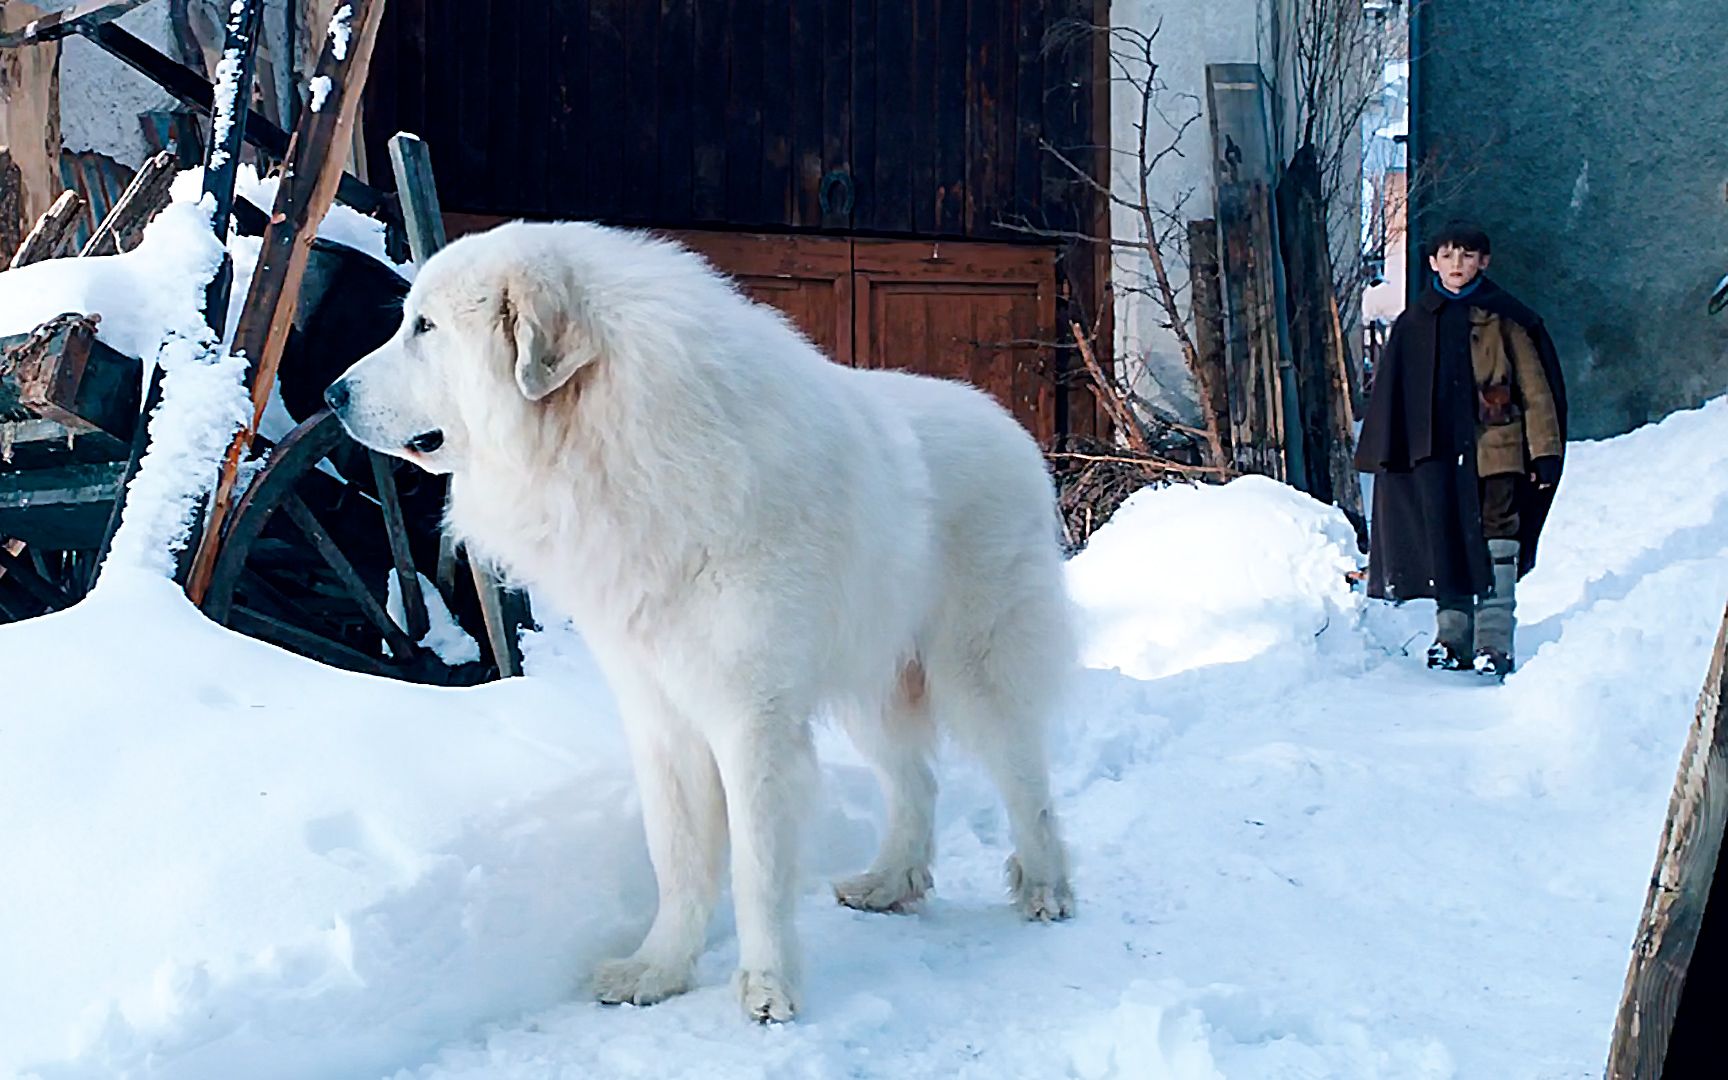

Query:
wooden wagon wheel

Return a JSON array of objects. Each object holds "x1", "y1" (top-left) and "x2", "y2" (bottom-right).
[
  {"x1": 0, "y1": 539, "x2": 97, "y2": 621},
  {"x1": 201, "y1": 408, "x2": 495, "y2": 685}
]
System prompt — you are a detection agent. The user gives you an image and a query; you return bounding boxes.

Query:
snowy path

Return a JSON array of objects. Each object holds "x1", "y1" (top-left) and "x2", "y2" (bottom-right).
[{"x1": 3, "y1": 400, "x2": 1726, "y2": 1079}]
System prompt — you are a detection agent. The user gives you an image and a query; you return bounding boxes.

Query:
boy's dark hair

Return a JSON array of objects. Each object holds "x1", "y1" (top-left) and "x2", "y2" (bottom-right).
[{"x1": 1426, "y1": 220, "x2": 1491, "y2": 258}]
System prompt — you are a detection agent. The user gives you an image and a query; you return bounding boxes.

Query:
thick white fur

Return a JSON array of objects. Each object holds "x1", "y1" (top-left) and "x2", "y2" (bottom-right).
[{"x1": 328, "y1": 221, "x2": 1076, "y2": 1023}]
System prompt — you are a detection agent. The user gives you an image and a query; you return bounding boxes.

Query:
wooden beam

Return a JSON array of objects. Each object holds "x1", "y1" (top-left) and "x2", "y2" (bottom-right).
[
  {"x1": 0, "y1": 148, "x2": 21, "y2": 265},
  {"x1": 8, "y1": 189, "x2": 84, "y2": 268},
  {"x1": 185, "y1": 0, "x2": 388, "y2": 605},
  {"x1": 386, "y1": 133, "x2": 447, "y2": 264},
  {"x1": 0, "y1": 0, "x2": 148, "y2": 46},
  {"x1": 0, "y1": 1, "x2": 63, "y2": 240},
  {"x1": 79, "y1": 149, "x2": 176, "y2": 256},
  {"x1": 1606, "y1": 601, "x2": 1728, "y2": 1079},
  {"x1": 386, "y1": 129, "x2": 526, "y2": 677},
  {"x1": 74, "y1": 21, "x2": 385, "y2": 215}
]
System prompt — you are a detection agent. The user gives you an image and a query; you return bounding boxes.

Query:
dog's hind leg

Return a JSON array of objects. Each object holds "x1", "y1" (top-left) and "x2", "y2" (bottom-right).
[
  {"x1": 937, "y1": 641, "x2": 1075, "y2": 923},
  {"x1": 833, "y1": 661, "x2": 938, "y2": 913},
  {"x1": 593, "y1": 679, "x2": 728, "y2": 1008}
]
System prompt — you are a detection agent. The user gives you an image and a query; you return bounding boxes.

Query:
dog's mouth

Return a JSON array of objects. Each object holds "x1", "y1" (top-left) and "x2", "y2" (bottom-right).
[{"x1": 405, "y1": 430, "x2": 445, "y2": 454}]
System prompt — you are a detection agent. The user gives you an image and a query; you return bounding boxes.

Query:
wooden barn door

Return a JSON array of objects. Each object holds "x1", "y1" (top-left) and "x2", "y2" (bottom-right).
[
  {"x1": 674, "y1": 232, "x2": 854, "y2": 364},
  {"x1": 850, "y1": 239, "x2": 1057, "y2": 444}
]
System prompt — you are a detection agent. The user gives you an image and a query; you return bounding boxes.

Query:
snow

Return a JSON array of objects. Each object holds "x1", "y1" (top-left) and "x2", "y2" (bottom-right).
[
  {"x1": 308, "y1": 75, "x2": 333, "y2": 113},
  {"x1": 207, "y1": 49, "x2": 245, "y2": 169},
  {"x1": 4, "y1": 195, "x2": 1727, "y2": 1074},
  {"x1": 388, "y1": 572, "x2": 482, "y2": 665},
  {"x1": 329, "y1": 5, "x2": 354, "y2": 62}
]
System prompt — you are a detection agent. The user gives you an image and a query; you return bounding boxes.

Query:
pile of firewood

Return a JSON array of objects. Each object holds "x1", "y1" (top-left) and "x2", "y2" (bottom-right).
[{"x1": 1046, "y1": 435, "x2": 1212, "y2": 554}]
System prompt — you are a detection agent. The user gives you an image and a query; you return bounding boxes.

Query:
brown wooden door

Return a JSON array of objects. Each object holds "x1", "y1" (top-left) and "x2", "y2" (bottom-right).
[
  {"x1": 672, "y1": 232, "x2": 854, "y2": 364},
  {"x1": 851, "y1": 238, "x2": 1057, "y2": 444}
]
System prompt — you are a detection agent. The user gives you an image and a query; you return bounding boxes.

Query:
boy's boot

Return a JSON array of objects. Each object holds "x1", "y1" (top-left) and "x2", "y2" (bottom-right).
[
  {"x1": 1473, "y1": 539, "x2": 1520, "y2": 679},
  {"x1": 1428, "y1": 600, "x2": 1473, "y2": 670}
]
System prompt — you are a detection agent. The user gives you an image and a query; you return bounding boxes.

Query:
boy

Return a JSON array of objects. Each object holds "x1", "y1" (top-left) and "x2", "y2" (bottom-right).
[{"x1": 1355, "y1": 221, "x2": 1568, "y2": 678}]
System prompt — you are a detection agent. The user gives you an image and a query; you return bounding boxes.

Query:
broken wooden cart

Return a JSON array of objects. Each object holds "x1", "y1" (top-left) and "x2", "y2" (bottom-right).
[{"x1": 1, "y1": 0, "x2": 522, "y2": 684}]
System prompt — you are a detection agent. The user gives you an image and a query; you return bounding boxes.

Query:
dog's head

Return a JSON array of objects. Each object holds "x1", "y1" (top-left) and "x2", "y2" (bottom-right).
[{"x1": 324, "y1": 223, "x2": 604, "y2": 473}]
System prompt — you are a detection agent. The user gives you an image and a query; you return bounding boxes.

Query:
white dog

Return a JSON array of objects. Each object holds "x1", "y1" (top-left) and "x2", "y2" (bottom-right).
[{"x1": 326, "y1": 221, "x2": 1075, "y2": 1022}]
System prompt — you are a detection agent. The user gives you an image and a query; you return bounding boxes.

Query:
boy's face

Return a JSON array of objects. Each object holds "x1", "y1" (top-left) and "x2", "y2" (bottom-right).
[{"x1": 1429, "y1": 244, "x2": 1489, "y2": 291}]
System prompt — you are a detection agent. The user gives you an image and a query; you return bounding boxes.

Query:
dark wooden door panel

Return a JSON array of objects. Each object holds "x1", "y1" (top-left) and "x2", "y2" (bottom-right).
[
  {"x1": 852, "y1": 239, "x2": 1056, "y2": 443},
  {"x1": 673, "y1": 231, "x2": 854, "y2": 365}
]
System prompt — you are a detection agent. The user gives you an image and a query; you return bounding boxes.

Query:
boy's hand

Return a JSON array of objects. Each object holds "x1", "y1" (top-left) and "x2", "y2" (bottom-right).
[{"x1": 1529, "y1": 456, "x2": 1562, "y2": 490}]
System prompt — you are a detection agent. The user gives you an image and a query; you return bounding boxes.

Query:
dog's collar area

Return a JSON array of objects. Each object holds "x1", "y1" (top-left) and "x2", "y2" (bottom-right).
[{"x1": 406, "y1": 430, "x2": 445, "y2": 454}]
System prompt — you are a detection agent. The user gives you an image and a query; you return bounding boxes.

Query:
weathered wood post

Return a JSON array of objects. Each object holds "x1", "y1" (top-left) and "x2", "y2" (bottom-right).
[
  {"x1": 184, "y1": 0, "x2": 387, "y2": 603},
  {"x1": 1605, "y1": 599, "x2": 1728, "y2": 1078},
  {"x1": 384, "y1": 130, "x2": 527, "y2": 678}
]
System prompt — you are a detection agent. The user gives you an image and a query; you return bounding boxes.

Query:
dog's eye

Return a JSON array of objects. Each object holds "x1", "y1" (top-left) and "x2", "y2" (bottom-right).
[{"x1": 412, "y1": 314, "x2": 434, "y2": 336}]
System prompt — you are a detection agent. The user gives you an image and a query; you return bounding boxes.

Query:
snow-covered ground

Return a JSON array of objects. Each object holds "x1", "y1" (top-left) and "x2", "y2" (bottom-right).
[{"x1": 4, "y1": 188, "x2": 1727, "y2": 1077}]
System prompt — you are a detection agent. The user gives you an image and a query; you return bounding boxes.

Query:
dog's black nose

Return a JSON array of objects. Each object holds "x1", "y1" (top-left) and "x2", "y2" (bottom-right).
[
  {"x1": 324, "y1": 380, "x2": 351, "y2": 412},
  {"x1": 406, "y1": 430, "x2": 445, "y2": 454}
]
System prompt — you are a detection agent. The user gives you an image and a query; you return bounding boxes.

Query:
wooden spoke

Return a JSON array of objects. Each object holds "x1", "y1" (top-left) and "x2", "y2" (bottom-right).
[
  {"x1": 228, "y1": 605, "x2": 398, "y2": 678},
  {"x1": 369, "y1": 450, "x2": 430, "y2": 640},
  {"x1": 0, "y1": 543, "x2": 75, "y2": 610},
  {"x1": 279, "y1": 491, "x2": 419, "y2": 662}
]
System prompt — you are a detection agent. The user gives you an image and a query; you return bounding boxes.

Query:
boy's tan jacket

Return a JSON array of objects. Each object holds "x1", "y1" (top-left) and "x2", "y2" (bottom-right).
[{"x1": 1470, "y1": 309, "x2": 1564, "y2": 477}]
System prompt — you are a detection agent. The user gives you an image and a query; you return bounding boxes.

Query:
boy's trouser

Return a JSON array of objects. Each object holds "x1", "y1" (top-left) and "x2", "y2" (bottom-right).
[
  {"x1": 1475, "y1": 474, "x2": 1523, "y2": 659},
  {"x1": 1436, "y1": 475, "x2": 1523, "y2": 655}
]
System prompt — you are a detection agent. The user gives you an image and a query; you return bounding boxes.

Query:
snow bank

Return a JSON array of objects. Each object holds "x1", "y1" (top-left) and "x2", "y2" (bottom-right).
[{"x1": 1067, "y1": 474, "x2": 1363, "y2": 680}]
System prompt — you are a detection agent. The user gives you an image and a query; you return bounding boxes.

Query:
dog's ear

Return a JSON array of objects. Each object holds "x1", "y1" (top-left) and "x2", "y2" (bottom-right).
[{"x1": 501, "y1": 271, "x2": 600, "y2": 401}]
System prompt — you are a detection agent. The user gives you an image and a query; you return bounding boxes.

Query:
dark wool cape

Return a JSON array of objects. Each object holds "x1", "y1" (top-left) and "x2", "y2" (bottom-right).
[{"x1": 1354, "y1": 278, "x2": 1569, "y2": 602}]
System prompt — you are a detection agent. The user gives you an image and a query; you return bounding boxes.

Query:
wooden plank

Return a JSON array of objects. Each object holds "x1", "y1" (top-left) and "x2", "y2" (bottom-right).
[
  {"x1": 933, "y1": 0, "x2": 966, "y2": 235},
  {"x1": 616, "y1": 0, "x2": 659, "y2": 222},
  {"x1": 0, "y1": 150, "x2": 22, "y2": 265},
  {"x1": 908, "y1": 0, "x2": 937, "y2": 235},
  {"x1": 991, "y1": 0, "x2": 1020, "y2": 236},
  {"x1": 1, "y1": 0, "x2": 63, "y2": 252},
  {"x1": 1187, "y1": 218, "x2": 1232, "y2": 461},
  {"x1": 0, "y1": 0, "x2": 147, "y2": 47},
  {"x1": 79, "y1": 149, "x2": 175, "y2": 256},
  {"x1": 1606, "y1": 602, "x2": 1728, "y2": 1079},
  {"x1": 7, "y1": 189, "x2": 82, "y2": 268},
  {"x1": 871, "y1": 0, "x2": 913, "y2": 234},
  {"x1": 387, "y1": 133, "x2": 446, "y2": 264},
  {"x1": 691, "y1": 0, "x2": 727, "y2": 222},
  {"x1": 586, "y1": 0, "x2": 626, "y2": 219},
  {"x1": 369, "y1": 450, "x2": 429, "y2": 642},
  {"x1": 788, "y1": 2, "x2": 822, "y2": 228},
  {"x1": 484, "y1": 0, "x2": 521, "y2": 211},
  {"x1": 966, "y1": 0, "x2": 1002, "y2": 235},
  {"x1": 656, "y1": 0, "x2": 696, "y2": 224},
  {"x1": 759, "y1": 0, "x2": 793, "y2": 227},
  {"x1": 185, "y1": 0, "x2": 389, "y2": 606},
  {"x1": 723, "y1": 0, "x2": 764, "y2": 225},
  {"x1": 548, "y1": 0, "x2": 588, "y2": 217},
  {"x1": 850, "y1": 0, "x2": 878, "y2": 232},
  {"x1": 818, "y1": 0, "x2": 850, "y2": 232},
  {"x1": 0, "y1": 317, "x2": 141, "y2": 452},
  {"x1": 1013, "y1": 0, "x2": 1044, "y2": 223}
]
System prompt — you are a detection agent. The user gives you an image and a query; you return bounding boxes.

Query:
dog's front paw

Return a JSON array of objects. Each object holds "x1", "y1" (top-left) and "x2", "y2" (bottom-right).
[
  {"x1": 734, "y1": 968, "x2": 799, "y2": 1024},
  {"x1": 1006, "y1": 854, "x2": 1075, "y2": 922},
  {"x1": 593, "y1": 955, "x2": 693, "y2": 1007},
  {"x1": 833, "y1": 865, "x2": 933, "y2": 913}
]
